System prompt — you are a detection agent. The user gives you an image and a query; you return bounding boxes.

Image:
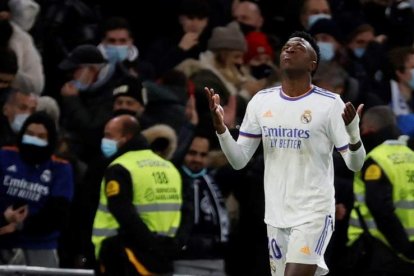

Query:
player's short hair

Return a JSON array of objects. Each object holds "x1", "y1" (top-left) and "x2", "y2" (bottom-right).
[{"x1": 288, "y1": 31, "x2": 320, "y2": 74}]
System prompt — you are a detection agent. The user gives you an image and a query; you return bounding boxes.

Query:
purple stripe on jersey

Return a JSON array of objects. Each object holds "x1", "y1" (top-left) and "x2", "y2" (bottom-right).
[
  {"x1": 279, "y1": 87, "x2": 314, "y2": 101},
  {"x1": 336, "y1": 144, "x2": 349, "y2": 151},
  {"x1": 315, "y1": 216, "x2": 329, "y2": 255},
  {"x1": 313, "y1": 91, "x2": 336, "y2": 100},
  {"x1": 239, "y1": 131, "x2": 262, "y2": 138}
]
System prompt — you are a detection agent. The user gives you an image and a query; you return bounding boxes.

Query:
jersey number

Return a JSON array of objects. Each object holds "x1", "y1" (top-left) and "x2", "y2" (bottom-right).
[{"x1": 152, "y1": 172, "x2": 169, "y2": 184}]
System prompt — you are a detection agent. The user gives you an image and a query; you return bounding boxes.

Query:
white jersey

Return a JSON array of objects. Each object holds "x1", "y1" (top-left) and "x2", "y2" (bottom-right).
[{"x1": 239, "y1": 85, "x2": 349, "y2": 228}]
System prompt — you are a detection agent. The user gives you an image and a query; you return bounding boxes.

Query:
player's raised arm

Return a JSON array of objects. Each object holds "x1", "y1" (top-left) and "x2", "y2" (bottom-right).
[
  {"x1": 205, "y1": 87, "x2": 226, "y2": 134},
  {"x1": 340, "y1": 102, "x2": 366, "y2": 171},
  {"x1": 204, "y1": 87, "x2": 259, "y2": 170}
]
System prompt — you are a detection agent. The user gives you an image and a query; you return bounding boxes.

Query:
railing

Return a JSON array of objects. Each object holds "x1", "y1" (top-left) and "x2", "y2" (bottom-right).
[{"x1": 0, "y1": 265, "x2": 94, "y2": 275}]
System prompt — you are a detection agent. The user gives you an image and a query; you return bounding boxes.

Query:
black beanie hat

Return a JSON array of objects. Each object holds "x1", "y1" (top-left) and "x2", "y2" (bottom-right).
[{"x1": 18, "y1": 111, "x2": 58, "y2": 160}]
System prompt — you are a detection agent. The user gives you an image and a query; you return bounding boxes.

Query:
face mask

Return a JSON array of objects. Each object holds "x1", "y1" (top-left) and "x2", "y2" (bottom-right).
[
  {"x1": 250, "y1": 64, "x2": 274, "y2": 79},
  {"x1": 408, "y1": 69, "x2": 414, "y2": 90},
  {"x1": 181, "y1": 165, "x2": 207, "y2": 178},
  {"x1": 11, "y1": 113, "x2": 30, "y2": 133},
  {"x1": 353, "y1": 47, "x2": 365, "y2": 58},
  {"x1": 70, "y1": 79, "x2": 90, "y2": 91},
  {"x1": 307, "y1": 14, "x2": 332, "y2": 29},
  {"x1": 105, "y1": 45, "x2": 129, "y2": 63},
  {"x1": 22, "y1": 134, "x2": 48, "y2": 147},
  {"x1": 238, "y1": 22, "x2": 256, "y2": 35},
  {"x1": 317, "y1": 41, "x2": 335, "y2": 61},
  {"x1": 101, "y1": 138, "x2": 118, "y2": 158}
]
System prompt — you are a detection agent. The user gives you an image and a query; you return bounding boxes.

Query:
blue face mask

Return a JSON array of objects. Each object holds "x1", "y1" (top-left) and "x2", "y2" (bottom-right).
[
  {"x1": 181, "y1": 165, "x2": 207, "y2": 178},
  {"x1": 307, "y1": 13, "x2": 331, "y2": 29},
  {"x1": 11, "y1": 113, "x2": 30, "y2": 133},
  {"x1": 70, "y1": 80, "x2": 90, "y2": 91},
  {"x1": 408, "y1": 69, "x2": 414, "y2": 90},
  {"x1": 22, "y1": 134, "x2": 48, "y2": 147},
  {"x1": 317, "y1": 41, "x2": 335, "y2": 61},
  {"x1": 101, "y1": 138, "x2": 118, "y2": 158},
  {"x1": 353, "y1": 47, "x2": 365, "y2": 59},
  {"x1": 105, "y1": 45, "x2": 129, "y2": 63}
]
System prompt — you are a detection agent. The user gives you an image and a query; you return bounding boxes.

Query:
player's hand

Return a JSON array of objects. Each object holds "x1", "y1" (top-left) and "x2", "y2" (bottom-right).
[
  {"x1": 343, "y1": 102, "x2": 364, "y2": 145},
  {"x1": 205, "y1": 87, "x2": 226, "y2": 134},
  {"x1": 342, "y1": 102, "x2": 363, "y2": 126}
]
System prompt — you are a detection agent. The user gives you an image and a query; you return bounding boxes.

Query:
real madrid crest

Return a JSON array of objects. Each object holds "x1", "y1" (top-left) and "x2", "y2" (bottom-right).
[{"x1": 301, "y1": 110, "x2": 312, "y2": 124}]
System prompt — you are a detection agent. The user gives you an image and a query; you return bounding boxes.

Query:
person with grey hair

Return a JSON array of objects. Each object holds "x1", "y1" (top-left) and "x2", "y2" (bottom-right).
[
  {"x1": 347, "y1": 105, "x2": 414, "y2": 275},
  {"x1": 0, "y1": 89, "x2": 37, "y2": 147}
]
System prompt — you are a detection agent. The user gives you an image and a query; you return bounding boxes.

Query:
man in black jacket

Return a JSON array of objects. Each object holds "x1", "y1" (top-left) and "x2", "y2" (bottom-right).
[{"x1": 175, "y1": 134, "x2": 229, "y2": 275}]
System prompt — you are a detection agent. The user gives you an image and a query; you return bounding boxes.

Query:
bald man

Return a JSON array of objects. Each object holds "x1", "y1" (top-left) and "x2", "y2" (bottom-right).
[
  {"x1": 232, "y1": 1, "x2": 264, "y2": 34},
  {"x1": 92, "y1": 114, "x2": 183, "y2": 276}
]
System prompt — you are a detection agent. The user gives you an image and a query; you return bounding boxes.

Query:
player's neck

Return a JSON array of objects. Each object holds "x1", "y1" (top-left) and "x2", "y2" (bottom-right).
[{"x1": 281, "y1": 76, "x2": 313, "y2": 97}]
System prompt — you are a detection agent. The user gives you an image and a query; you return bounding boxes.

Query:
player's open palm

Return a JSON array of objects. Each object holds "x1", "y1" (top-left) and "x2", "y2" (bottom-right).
[{"x1": 205, "y1": 87, "x2": 226, "y2": 134}]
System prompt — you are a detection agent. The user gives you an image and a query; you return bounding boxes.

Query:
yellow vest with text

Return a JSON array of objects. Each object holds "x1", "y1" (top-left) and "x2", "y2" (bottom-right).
[
  {"x1": 348, "y1": 141, "x2": 414, "y2": 249},
  {"x1": 92, "y1": 150, "x2": 182, "y2": 257}
]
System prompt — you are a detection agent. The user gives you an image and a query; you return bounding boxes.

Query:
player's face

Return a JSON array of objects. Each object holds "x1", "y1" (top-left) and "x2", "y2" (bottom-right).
[
  {"x1": 184, "y1": 137, "x2": 209, "y2": 173},
  {"x1": 279, "y1": 37, "x2": 317, "y2": 75}
]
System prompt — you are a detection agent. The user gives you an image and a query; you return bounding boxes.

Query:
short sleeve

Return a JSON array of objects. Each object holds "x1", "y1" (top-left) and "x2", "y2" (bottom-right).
[{"x1": 328, "y1": 97, "x2": 349, "y2": 151}]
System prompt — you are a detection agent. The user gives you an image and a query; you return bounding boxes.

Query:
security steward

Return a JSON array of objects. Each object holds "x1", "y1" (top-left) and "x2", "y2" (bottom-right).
[
  {"x1": 92, "y1": 115, "x2": 183, "y2": 276},
  {"x1": 348, "y1": 106, "x2": 414, "y2": 275}
]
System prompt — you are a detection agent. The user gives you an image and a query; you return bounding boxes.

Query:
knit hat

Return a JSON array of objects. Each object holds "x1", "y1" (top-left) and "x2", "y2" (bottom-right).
[
  {"x1": 208, "y1": 21, "x2": 247, "y2": 52},
  {"x1": 112, "y1": 76, "x2": 144, "y2": 105},
  {"x1": 244, "y1": 31, "x2": 274, "y2": 62},
  {"x1": 308, "y1": 18, "x2": 343, "y2": 43},
  {"x1": 59, "y1": 44, "x2": 107, "y2": 71}
]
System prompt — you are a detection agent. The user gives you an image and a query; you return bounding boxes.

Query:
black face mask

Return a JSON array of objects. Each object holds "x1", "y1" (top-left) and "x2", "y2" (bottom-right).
[
  {"x1": 112, "y1": 109, "x2": 138, "y2": 117},
  {"x1": 250, "y1": 64, "x2": 274, "y2": 79},
  {"x1": 238, "y1": 22, "x2": 256, "y2": 35},
  {"x1": 19, "y1": 144, "x2": 51, "y2": 165}
]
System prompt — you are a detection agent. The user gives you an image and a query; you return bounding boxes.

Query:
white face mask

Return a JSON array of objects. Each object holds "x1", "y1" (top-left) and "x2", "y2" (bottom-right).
[
  {"x1": 307, "y1": 14, "x2": 332, "y2": 29},
  {"x1": 22, "y1": 134, "x2": 48, "y2": 147},
  {"x1": 11, "y1": 113, "x2": 30, "y2": 133}
]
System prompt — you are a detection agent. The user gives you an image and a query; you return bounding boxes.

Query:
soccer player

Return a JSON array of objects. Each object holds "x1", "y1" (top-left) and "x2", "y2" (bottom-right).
[{"x1": 205, "y1": 31, "x2": 366, "y2": 276}]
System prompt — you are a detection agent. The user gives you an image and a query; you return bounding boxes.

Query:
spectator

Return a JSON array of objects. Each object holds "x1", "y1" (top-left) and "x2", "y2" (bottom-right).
[
  {"x1": 144, "y1": 0, "x2": 211, "y2": 79},
  {"x1": 177, "y1": 21, "x2": 252, "y2": 147},
  {"x1": 232, "y1": 1, "x2": 264, "y2": 34},
  {"x1": 244, "y1": 31, "x2": 279, "y2": 93},
  {"x1": 0, "y1": 112, "x2": 74, "y2": 268},
  {"x1": 92, "y1": 115, "x2": 182, "y2": 275},
  {"x1": 97, "y1": 16, "x2": 155, "y2": 81},
  {"x1": 308, "y1": 18, "x2": 345, "y2": 63},
  {"x1": 59, "y1": 44, "x2": 113, "y2": 162},
  {"x1": 300, "y1": 0, "x2": 332, "y2": 30},
  {"x1": 0, "y1": 89, "x2": 37, "y2": 147},
  {"x1": 174, "y1": 134, "x2": 229, "y2": 275},
  {"x1": 112, "y1": 76, "x2": 146, "y2": 118},
  {"x1": 382, "y1": 46, "x2": 414, "y2": 137},
  {"x1": 0, "y1": 47, "x2": 18, "y2": 107},
  {"x1": 0, "y1": 8, "x2": 44, "y2": 95},
  {"x1": 347, "y1": 105, "x2": 414, "y2": 275}
]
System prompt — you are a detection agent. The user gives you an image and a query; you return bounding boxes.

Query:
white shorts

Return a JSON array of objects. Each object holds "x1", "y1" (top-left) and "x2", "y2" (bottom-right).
[{"x1": 267, "y1": 215, "x2": 334, "y2": 276}]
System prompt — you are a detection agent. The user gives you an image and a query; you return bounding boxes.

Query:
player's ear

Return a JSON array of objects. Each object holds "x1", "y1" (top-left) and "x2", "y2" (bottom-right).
[{"x1": 309, "y1": 60, "x2": 317, "y2": 72}]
